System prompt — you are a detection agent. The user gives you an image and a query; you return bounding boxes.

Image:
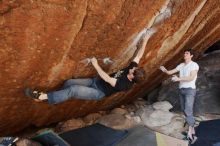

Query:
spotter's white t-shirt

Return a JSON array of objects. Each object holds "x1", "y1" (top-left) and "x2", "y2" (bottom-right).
[{"x1": 175, "y1": 61, "x2": 199, "y2": 89}]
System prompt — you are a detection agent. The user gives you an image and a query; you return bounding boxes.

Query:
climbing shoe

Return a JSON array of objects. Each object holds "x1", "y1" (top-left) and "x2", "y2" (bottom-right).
[
  {"x1": 0, "y1": 137, "x2": 19, "y2": 146},
  {"x1": 24, "y1": 88, "x2": 45, "y2": 102}
]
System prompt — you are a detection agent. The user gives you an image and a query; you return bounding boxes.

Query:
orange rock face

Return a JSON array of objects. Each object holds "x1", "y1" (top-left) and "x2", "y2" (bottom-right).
[{"x1": 0, "y1": 0, "x2": 220, "y2": 135}]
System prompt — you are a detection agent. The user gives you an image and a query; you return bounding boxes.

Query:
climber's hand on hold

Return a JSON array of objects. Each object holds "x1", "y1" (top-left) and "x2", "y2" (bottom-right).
[{"x1": 91, "y1": 57, "x2": 98, "y2": 66}]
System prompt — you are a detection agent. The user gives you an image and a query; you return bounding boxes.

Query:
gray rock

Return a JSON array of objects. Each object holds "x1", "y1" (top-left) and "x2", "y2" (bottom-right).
[
  {"x1": 158, "y1": 116, "x2": 185, "y2": 134},
  {"x1": 152, "y1": 101, "x2": 173, "y2": 111},
  {"x1": 132, "y1": 116, "x2": 142, "y2": 124},
  {"x1": 135, "y1": 105, "x2": 154, "y2": 117},
  {"x1": 141, "y1": 109, "x2": 175, "y2": 127}
]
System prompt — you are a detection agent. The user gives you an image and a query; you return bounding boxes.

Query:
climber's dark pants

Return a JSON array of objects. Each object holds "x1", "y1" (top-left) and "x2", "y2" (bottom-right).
[{"x1": 47, "y1": 78, "x2": 105, "y2": 104}]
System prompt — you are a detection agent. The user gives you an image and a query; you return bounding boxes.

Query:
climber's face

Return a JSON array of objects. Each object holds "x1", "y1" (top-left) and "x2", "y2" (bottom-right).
[{"x1": 129, "y1": 67, "x2": 136, "y2": 75}]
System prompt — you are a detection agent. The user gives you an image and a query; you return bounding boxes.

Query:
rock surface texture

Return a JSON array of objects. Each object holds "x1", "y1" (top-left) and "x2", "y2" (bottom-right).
[{"x1": 0, "y1": 0, "x2": 220, "y2": 135}]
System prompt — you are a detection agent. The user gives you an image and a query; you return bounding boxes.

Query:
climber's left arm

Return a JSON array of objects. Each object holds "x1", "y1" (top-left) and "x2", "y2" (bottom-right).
[{"x1": 91, "y1": 57, "x2": 117, "y2": 87}]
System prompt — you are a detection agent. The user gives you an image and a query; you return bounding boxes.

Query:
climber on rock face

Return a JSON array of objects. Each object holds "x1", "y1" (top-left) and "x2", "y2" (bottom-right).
[
  {"x1": 25, "y1": 27, "x2": 157, "y2": 105},
  {"x1": 160, "y1": 48, "x2": 199, "y2": 143}
]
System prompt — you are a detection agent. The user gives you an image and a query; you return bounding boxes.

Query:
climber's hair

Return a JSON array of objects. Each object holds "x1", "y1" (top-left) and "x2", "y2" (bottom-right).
[
  {"x1": 133, "y1": 67, "x2": 146, "y2": 83},
  {"x1": 184, "y1": 48, "x2": 195, "y2": 56}
]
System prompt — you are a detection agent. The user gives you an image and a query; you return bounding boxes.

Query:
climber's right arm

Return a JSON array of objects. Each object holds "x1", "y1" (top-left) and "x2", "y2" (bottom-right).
[{"x1": 133, "y1": 34, "x2": 150, "y2": 64}]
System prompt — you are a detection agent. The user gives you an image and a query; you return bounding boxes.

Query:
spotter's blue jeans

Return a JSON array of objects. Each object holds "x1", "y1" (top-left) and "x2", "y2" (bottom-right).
[{"x1": 179, "y1": 88, "x2": 196, "y2": 127}]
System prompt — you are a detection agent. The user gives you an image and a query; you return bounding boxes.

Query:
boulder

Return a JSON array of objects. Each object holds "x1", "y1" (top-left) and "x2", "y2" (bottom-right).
[
  {"x1": 141, "y1": 109, "x2": 175, "y2": 127},
  {"x1": 156, "y1": 116, "x2": 185, "y2": 138},
  {"x1": 83, "y1": 113, "x2": 102, "y2": 124},
  {"x1": 55, "y1": 118, "x2": 85, "y2": 133},
  {"x1": 110, "y1": 108, "x2": 128, "y2": 115},
  {"x1": 1, "y1": 0, "x2": 220, "y2": 135},
  {"x1": 152, "y1": 101, "x2": 173, "y2": 111}
]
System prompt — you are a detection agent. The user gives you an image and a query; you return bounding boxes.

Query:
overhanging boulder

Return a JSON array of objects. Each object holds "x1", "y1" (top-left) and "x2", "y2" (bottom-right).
[{"x1": 0, "y1": 0, "x2": 220, "y2": 135}]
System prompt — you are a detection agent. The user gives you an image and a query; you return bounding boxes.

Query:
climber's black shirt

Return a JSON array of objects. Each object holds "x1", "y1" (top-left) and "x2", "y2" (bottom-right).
[{"x1": 96, "y1": 61, "x2": 138, "y2": 96}]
